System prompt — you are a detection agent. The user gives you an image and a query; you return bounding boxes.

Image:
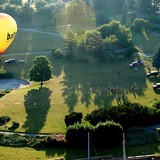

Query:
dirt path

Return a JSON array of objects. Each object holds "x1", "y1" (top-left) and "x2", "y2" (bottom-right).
[
  {"x1": 19, "y1": 28, "x2": 62, "y2": 37},
  {"x1": 0, "y1": 51, "x2": 51, "y2": 57}
]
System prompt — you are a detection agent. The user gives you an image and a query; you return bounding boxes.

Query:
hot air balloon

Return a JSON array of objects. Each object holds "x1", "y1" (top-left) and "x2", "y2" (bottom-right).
[{"x1": 0, "y1": 13, "x2": 17, "y2": 55}]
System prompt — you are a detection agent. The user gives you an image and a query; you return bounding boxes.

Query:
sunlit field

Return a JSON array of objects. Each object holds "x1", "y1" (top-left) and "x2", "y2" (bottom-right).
[
  {"x1": 0, "y1": 142, "x2": 159, "y2": 160},
  {"x1": 132, "y1": 30, "x2": 160, "y2": 54},
  {"x1": 6, "y1": 29, "x2": 64, "y2": 54},
  {"x1": 0, "y1": 46, "x2": 159, "y2": 133},
  {"x1": 0, "y1": 25, "x2": 160, "y2": 159}
]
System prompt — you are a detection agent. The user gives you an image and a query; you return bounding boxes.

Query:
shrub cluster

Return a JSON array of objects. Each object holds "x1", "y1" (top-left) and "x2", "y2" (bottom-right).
[
  {"x1": 153, "y1": 100, "x2": 160, "y2": 109},
  {"x1": 0, "y1": 134, "x2": 29, "y2": 147},
  {"x1": 65, "y1": 121, "x2": 123, "y2": 147},
  {"x1": 65, "y1": 102, "x2": 160, "y2": 148},
  {"x1": 64, "y1": 112, "x2": 83, "y2": 127},
  {"x1": 85, "y1": 102, "x2": 160, "y2": 129},
  {"x1": 126, "y1": 127, "x2": 159, "y2": 146},
  {"x1": 0, "y1": 133, "x2": 66, "y2": 148}
]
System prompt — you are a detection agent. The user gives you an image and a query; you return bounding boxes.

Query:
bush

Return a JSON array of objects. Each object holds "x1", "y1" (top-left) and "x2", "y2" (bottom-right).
[
  {"x1": 64, "y1": 112, "x2": 83, "y2": 127},
  {"x1": 153, "y1": 99, "x2": 160, "y2": 109},
  {"x1": 51, "y1": 48, "x2": 64, "y2": 59},
  {"x1": 0, "y1": 133, "x2": 66, "y2": 148},
  {"x1": 0, "y1": 134, "x2": 29, "y2": 147},
  {"x1": 85, "y1": 102, "x2": 159, "y2": 129},
  {"x1": 107, "y1": 102, "x2": 153, "y2": 128},
  {"x1": 65, "y1": 123, "x2": 93, "y2": 147},
  {"x1": 85, "y1": 108, "x2": 111, "y2": 126},
  {"x1": 0, "y1": 116, "x2": 11, "y2": 126},
  {"x1": 126, "y1": 127, "x2": 159, "y2": 146},
  {"x1": 65, "y1": 120, "x2": 123, "y2": 148},
  {"x1": 132, "y1": 18, "x2": 148, "y2": 31},
  {"x1": 93, "y1": 121, "x2": 123, "y2": 147}
]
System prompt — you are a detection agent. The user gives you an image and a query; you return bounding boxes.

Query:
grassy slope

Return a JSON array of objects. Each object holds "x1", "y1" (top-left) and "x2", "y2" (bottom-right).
[
  {"x1": 0, "y1": 51, "x2": 159, "y2": 133},
  {"x1": 0, "y1": 28, "x2": 160, "y2": 159},
  {"x1": 6, "y1": 29, "x2": 64, "y2": 54},
  {"x1": 0, "y1": 142, "x2": 159, "y2": 160},
  {"x1": 132, "y1": 30, "x2": 160, "y2": 53},
  {"x1": 0, "y1": 29, "x2": 160, "y2": 133}
]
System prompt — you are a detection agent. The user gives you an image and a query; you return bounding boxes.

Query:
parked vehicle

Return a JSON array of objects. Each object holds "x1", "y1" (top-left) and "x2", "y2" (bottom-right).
[
  {"x1": 153, "y1": 83, "x2": 160, "y2": 89},
  {"x1": 5, "y1": 58, "x2": 16, "y2": 64},
  {"x1": 129, "y1": 61, "x2": 138, "y2": 68},
  {"x1": 17, "y1": 59, "x2": 24, "y2": 63},
  {"x1": 147, "y1": 71, "x2": 159, "y2": 78},
  {"x1": 129, "y1": 60, "x2": 143, "y2": 68}
]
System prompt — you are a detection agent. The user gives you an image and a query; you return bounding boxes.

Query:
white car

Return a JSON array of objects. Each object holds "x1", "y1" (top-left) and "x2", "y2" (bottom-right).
[
  {"x1": 153, "y1": 83, "x2": 160, "y2": 89},
  {"x1": 129, "y1": 61, "x2": 139, "y2": 68},
  {"x1": 17, "y1": 59, "x2": 24, "y2": 63},
  {"x1": 147, "y1": 71, "x2": 159, "y2": 78}
]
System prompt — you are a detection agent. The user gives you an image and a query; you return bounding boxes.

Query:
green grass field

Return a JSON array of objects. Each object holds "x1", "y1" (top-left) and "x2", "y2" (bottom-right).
[
  {"x1": 6, "y1": 29, "x2": 64, "y2": 54},
  {"x1": 0, "y1": 29, "x2": 160, "y2": 133},
  {"x1": 132, "y1": 30, "x2": 160, "y2": 53},
  {"x1": 0, "y1": 142, "x2": 159, "y2": 160},
  {"x1": 0, "y1": 28, "x2": 160, "y2": 159},
  {"x1": 0, "y1": 51, "x2": 159, "y2": 133}
]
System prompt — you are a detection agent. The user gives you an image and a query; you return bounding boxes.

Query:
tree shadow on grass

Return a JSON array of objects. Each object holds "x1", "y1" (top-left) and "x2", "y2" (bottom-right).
[
  {"x1": 23, "y1": 87, "x2": 52, "y2": 133},
  {"x1": 53, "y1": 57, "x2": 147, "y2": 112}
]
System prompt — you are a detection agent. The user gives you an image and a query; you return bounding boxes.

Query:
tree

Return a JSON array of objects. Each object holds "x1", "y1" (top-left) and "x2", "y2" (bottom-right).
[
  {"x1": 29, "y1": 56, "x2": 53, "y2": 87},
  {"x1": 152, "y1": 48, "x2": 160, "y2": 70},
  {"x1": 63, "y1": 30, "x2": 77, "y2": 59},
  {"x1": 34, "y1": 0, "x2": 48, "y2": 13},
  {"x1": 97, "y1": 20, "x2": 132, "y2": 48},
  {"x1": 132, "y1": 18, "x2": 148, "y2": 31},
  {"x1": 83, "y1": 30, "x2": 104, "y2": 54},
  {"x1": 19, "y1": 3, "x2": 34, "y2": 22}
]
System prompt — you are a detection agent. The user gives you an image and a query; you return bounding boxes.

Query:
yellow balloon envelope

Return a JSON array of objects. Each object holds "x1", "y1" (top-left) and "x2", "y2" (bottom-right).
[{"x1": 0, "y1": 13, "x2": 17, "y2": 55}]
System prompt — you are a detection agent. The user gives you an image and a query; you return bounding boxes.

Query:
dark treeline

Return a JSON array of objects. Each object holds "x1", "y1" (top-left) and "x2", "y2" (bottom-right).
[{"x1": 1, "y1": 0, "x2": 160, "y2": 26}]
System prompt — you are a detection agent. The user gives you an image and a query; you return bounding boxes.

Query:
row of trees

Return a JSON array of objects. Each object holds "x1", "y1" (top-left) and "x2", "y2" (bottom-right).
[
  {"x1": 1, "y1": 0, "x2": 160, "y2": 27},
  {"x1": 0, "y1": 0, "x2": 63, "y2": 27},
  {"x1": 52, "y1": 20, "x2": 137, "y2": 62}
]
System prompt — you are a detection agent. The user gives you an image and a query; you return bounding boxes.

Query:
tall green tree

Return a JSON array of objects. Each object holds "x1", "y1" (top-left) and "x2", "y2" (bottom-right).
[
  {"x1": 63, "y1": 30, "x2": 77, "y2": 58},
  {"x1": 83, "y1": 30, "x2": 104, "y2": 55},
  {"x1": 132, "y1": 18, "x2": 148, "y2": 31},
  {"x1": 97, "y1": 20, "x2": 132, "y2": 48},
  {"x1": 29, "y1": 56, "x2": 53, "y2": 87},
  {"x1": 34, "y1": 0, "x2": 47, "y2": 13},
  {"x1": 19, "y1": 3, "x2": 34, "y2": 22}
]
